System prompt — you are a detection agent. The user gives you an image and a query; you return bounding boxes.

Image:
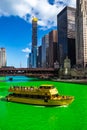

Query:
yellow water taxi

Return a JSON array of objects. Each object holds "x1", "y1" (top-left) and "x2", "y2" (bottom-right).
[{"x1": 6, "y1": 84, "x2": 74, "y2": 106}]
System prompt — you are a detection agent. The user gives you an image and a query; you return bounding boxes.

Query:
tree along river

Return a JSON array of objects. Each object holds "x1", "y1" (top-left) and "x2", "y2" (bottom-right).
[{"x1": 0, "y1": 76, "x2": 87, "y2": 130}]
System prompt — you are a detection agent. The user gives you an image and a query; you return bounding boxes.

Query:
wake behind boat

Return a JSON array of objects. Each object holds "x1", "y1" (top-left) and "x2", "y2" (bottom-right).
[{"x1": 6, "y1": 84, "x2": 74, "y2": 106}]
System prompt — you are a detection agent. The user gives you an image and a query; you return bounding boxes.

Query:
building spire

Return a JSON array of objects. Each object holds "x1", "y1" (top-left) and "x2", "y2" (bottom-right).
[{"x1": 32, "y1": 17, "x2": 38, "y2": 22}]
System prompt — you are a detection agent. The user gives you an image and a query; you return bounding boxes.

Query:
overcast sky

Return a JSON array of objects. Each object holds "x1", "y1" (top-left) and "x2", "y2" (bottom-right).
[{"x1": 0, "y1": 0, "x2": 76, "y2": 67}]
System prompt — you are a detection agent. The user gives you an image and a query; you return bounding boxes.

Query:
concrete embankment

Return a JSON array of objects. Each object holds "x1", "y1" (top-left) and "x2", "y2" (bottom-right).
[{"x1": 52, "y1": 79, "x2": 87, "y2": 85}]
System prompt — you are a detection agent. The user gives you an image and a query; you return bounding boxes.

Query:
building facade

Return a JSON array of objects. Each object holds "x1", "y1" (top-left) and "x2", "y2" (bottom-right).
[
  {"x1": 31, "y1": 17, "x2": 38, "y2": 68},
  {"x1": 37, "y1": 46, "x2": 42, "y2": 68},
  {"x1": 42, "y1": 34, "x2": 49, "y2": 68},
  {"x1": 76, "y1": 0, "x2": 87, "y2": 67},
  {"x1": 27, "y1": 53, "x2": 32, "y2": 68},
  {"x1": 57, "y1": 6, "x2": 76, "y2": 67},
  {"x1": 0, "y1": 48, "x2": 6, "y2": 67},
  {"x1": 49, "y1": 30, "x2": 58, "y2": 68},
  {"x1": 27, "y1": 55, "x2": 29, "y2": 68}
]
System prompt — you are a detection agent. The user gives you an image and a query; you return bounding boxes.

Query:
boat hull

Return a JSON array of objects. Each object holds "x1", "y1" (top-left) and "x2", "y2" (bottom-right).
[{"x1": 6, "y1": 96, "x2": 74, "y2": 106}]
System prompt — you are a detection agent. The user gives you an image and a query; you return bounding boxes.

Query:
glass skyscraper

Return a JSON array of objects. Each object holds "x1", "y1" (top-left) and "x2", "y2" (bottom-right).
[
  {"x1": 31, "y1": 17, "x2": 38, "y2": 68},
  {"x1": 57, "y1": 6, "x2": 76, "y2": 67},
  {"x1": 42, "y1": 34, "x2": 49, "y2": 68}
]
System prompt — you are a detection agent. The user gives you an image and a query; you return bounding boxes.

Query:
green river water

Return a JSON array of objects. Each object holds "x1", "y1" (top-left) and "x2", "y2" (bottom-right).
[{"x1": 0, "y1": 76, "x2": 87, "y2": 130}]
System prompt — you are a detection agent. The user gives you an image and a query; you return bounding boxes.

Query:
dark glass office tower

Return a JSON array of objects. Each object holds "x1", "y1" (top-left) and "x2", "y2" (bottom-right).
[{"x1": 57, "y1": 6, "x2": 76, "y2": 67}]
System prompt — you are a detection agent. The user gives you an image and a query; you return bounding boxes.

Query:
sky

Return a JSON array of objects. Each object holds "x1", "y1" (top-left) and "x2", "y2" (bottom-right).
[{"x1": 0, "y1": 0, "x2": 76, "y2": 68}]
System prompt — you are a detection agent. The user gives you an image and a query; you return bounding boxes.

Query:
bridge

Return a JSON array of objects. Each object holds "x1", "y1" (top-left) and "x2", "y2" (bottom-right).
[{"x1": 0, "y1": 68, "x2": 58, "y2": 78}]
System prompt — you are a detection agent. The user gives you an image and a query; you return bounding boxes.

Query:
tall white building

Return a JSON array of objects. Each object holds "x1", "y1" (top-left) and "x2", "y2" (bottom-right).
[
  {"x1": 0, "y1": 48, "x2": 6, "y2": 67},
  {"x1": 76, "y1": 0, "x2": 87, "y2": 67}
]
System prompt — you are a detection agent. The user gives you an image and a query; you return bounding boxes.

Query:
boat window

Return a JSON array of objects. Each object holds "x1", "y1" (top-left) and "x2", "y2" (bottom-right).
[
  {"x1": 52, "y1": 94, "x2": 59, "y2": 98},
  {"x1": 39, "y1": 86, "x2": 54, "y2": 89}
]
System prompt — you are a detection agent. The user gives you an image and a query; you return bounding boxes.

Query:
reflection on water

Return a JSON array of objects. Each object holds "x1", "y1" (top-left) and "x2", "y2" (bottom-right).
[{"x1": 0, "y1": 76, "x2": 38, "y2": 82}]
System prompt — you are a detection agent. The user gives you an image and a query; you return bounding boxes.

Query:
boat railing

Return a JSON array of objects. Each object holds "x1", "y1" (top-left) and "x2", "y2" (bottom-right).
[{"x1": 9, "y1": 86, "x2": 38, "y2": 92}]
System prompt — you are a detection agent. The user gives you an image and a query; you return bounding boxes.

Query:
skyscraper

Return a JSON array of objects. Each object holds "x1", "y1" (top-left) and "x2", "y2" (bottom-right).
[
  {"x1": 27, "y1": 53, "x2": 32, "y2": 68},
  {"x1": 37, "y1": 46, "x2": 42, "y2": 68},
  {"x1": 57, "y1": 6, "x2": 76, "y2": 67},
  {"x1": 0, "y1": 48, "x2": 6, "y2": 67},
  {"x1": 32, "y1": 17, "x2": 38, "y2": 68},
  {"x1": 49, "y1": 30, "x2": 58, "y2": 68},
  {"x1": 76, "y1": 0, "x2": 87, "y2": 67},
  {"x1": 42, "y1": 34, "x2": 49, "y2": 68}
]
